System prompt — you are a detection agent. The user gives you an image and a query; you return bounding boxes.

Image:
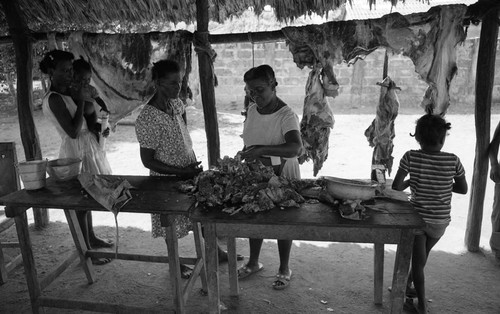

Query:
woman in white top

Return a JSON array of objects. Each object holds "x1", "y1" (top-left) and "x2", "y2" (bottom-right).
[
  {"x1": 237, "y1": 65, "x2": 303, "y2": 290},
  {"x1": 40, "y1": 50, "x2": 113, "y2": 265}
]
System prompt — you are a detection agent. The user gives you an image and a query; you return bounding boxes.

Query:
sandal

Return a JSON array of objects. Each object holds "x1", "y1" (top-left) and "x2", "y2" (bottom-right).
[
  {"x1": 92, "y1": 257, "x2": 112, "y2": 265},
  {"x1": 180, "y1": 264, "x2": 193, "y2": 279},
  {"x1": 272, "y1": 269, "x2": 292, "y2": 290},
  {"x1": 388, "y1": 286, "x2": 417, "y2": 298},
  {"x1": 237, "y1": 263, "x2": 264, "y2": 280},
  {"x1": 218, "y1": 251, "x2": 245, "y2": 263}
]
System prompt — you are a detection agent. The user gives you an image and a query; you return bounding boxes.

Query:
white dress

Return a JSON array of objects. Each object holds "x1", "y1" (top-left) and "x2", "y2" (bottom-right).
[
  {"x1": 42, "y1": 91, "x2": 112, "y2": 175},
  {"x1": 242, "y1": 103, "x2": 301, "y2": 179}
]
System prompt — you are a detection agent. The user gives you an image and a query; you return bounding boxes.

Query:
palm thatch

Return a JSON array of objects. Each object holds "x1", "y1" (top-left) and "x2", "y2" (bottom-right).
[{"x1": 0, "y1": 0, "x2": 437, "y2": 35}]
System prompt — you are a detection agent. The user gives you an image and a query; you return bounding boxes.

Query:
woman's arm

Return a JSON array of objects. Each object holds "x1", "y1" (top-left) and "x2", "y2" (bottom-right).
[
  {"x1": 391, "y1": 168, "x2": 409, "y2": 191},
  {"x1": 139, "y1": 147, "x2": 202, "y2": 178},
  {"x1": 94, "y1": 97, "x2": 110, "y2": 113},
  {"x1": 48, "y1": 93, "x2": 84, "y2": 139},
  {"x1": 83, "y1": 101, "x2": 100, "y2": 136},
  {"x1": 490, "y1": 121, "x2": 500, "y2": 183},
  {"x1": 240, "y1": 130, "x2": 303, "y2": 160}
]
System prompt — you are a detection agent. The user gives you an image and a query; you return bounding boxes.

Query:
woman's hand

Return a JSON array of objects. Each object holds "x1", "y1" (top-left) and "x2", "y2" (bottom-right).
[
  {"x1": 177, "y1": 161, "x2": 203, "y2": 179},
  {"x1": 70, "y1": 84, "x2": 86, "y2": 106},
  {"x1": 490, "y1": 164, "x2": 500, "y2": 183},
  {"x1": 239, "y1": 145, "x2": 263, "y2": 162}
]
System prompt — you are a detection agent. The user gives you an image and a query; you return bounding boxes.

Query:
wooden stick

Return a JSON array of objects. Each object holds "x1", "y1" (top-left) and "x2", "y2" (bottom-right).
[
  {"x1": 39, "y1": 251, "x2": 79, "y2": 291},
  {"x1": 465, "y1": 4, "x2": 499, "y2": 251},
  {"x1": 196, "y1": 0, "x2": 220, "y2": 167},
  {"x1": 38, "y1": 296, "x2": 170, "y2": 313}
]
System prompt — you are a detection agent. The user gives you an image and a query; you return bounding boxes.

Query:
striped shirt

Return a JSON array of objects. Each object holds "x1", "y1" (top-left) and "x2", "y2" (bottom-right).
[{"x1": 398, "y1": 149, "x2": 465, "y2": 224}]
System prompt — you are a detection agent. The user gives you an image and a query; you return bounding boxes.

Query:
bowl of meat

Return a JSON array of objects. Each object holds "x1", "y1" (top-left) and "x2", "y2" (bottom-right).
[
  {"x1": 47, "y1": 158, "x2": 82, "y2": 181},
  {"x1": 321, "y1": 176, "x2": 379, "y2": 201}
]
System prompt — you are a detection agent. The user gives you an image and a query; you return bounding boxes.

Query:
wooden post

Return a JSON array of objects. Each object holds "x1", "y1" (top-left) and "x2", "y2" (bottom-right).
[
  {"x1": 0, "y1": 0, "x2": 49, "y2": 228},
  {"x1": 196, "y1": 0, "x2": 220, "y2": 167},
  {"x1": 465, "y1": 6, "x2": 499, "y2": 251}
]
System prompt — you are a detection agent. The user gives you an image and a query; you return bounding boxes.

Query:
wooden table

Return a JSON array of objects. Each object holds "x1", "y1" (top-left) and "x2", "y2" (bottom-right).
[
  {"x1": 191, "y1": 197, "x2": 424, "y2": 314},
  {"x1": 0, "y1": 175, "x2": 205, "y2": 314}
]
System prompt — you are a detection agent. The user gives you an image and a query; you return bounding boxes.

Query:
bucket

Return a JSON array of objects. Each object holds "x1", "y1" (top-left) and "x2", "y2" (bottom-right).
[{"x1": 17, "y1": 159, "x2": 47, "y2": 190}]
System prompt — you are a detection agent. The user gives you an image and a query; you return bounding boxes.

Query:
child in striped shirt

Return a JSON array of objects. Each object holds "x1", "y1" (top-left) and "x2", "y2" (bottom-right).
[{"x1": 392, "y1": 113, "x2": 468, "y2": 314}]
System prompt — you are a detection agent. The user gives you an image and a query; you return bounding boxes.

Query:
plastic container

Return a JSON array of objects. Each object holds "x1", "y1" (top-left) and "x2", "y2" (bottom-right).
[
  {"x1": 322, "y1": 176, "x2": 379, "y2": 201},
  {"x1": 46, "y1": 158, "x2": 82, "y2": 181},
  {"x1": 17, "y1": 160, "x2": 47, "y2": 190}
]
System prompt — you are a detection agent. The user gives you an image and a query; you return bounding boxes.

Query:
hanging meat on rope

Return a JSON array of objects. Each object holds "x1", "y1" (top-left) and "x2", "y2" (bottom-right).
[
  {"x1": 299, "y1": 65, "x2": 335, "y2": 176},
  {"x1": 283, "y1": 27, "x2": 337, "y2": 176},
  {"x1": 68, "y1": 31, "x2": 193, "y2": 127},
  {"x1": 364, "y1": 76, "x2": 400, "y2": 181}
]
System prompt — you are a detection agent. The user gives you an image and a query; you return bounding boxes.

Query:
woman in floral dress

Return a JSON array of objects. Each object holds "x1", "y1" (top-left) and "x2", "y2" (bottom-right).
[{"x1": 135, "y1": 59, "x2": 240, "y2": 278}]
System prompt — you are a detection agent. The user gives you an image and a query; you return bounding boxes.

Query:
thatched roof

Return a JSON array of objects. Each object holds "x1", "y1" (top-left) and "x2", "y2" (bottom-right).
[{"x1": 0, "y1": 0, "x2": 484, "y2": 36}]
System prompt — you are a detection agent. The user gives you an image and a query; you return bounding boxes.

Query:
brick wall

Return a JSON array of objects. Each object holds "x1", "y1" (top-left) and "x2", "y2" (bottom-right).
[{"x1": 190, "y1": 36, "x2": 500, "y2": 114}]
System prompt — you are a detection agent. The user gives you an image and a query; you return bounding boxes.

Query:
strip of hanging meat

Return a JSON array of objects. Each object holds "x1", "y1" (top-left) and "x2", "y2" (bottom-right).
[
  {"x1": 298, "y1": 67, "x2": 335, "y2": 176},
  {"x1": 364, "y1": 76, "x2": 400, "y2": 177}
]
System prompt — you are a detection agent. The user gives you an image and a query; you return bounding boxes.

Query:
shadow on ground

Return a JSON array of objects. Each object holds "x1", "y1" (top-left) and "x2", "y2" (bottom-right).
[{"x1": 1, "y1": 221, "x2": 499, "y2": 313}]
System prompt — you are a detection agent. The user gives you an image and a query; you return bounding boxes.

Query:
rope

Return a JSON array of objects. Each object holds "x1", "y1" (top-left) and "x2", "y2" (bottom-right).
[
  {"x1": 193, "y1": 31, "x2": 218, "y2": 86},
  {"x1": 248, "y1": 32, "x2": 254, "y2": 67}
]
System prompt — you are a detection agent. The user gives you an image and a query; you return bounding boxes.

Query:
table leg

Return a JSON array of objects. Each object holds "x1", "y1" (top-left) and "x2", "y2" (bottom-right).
[
  {"x1": 193, "y1": 222, "x2": 208, "y2": 293},
  {"x1": 64, "y1": 210, "x2": 94, "y2": 284},
  {"x1": 0, "y1": 238, "x2": 7, "y2": 284},
  {"x1": 162, "y1": 214, "x2": 184, "y2": 314},
  {"x1": 227, "y1": 237, "x2": 239, "y2": 296},
  {"x1": 374, "y1": 243, "x2": 384, "y2": 305},
  {"x1": 390, "y1": 230, "x2": 414, "y2": 313},
  {"x1": 204, "y1": 222, "x2": 220, "y2": 314},
  {"x1": 14, "y1": 211, "x2": 44, "y2": 314}
]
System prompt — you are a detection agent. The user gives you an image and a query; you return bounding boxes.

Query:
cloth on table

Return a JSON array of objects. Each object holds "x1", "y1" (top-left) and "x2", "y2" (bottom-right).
[{"x1": 78, "y1": 173, "x2": 134, "y2": 256}]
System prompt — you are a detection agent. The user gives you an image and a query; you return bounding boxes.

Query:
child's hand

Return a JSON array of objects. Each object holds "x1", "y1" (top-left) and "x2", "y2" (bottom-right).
[
  {"x1": 102, "y1": 127, "x2": 111, "y2": 138},
  {"x1": 490, "y1": 165, "x2": 500, "y2": 183}
]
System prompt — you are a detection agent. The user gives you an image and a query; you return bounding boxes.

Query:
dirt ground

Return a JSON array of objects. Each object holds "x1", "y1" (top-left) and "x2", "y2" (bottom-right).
[{"x1": 1, "y1": 102, "x2": 500, "y2": 313}]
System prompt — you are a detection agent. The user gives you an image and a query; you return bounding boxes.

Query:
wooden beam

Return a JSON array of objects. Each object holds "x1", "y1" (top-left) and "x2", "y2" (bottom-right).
[
  {"x1": 0, "y1": 0, "x2": 49, "y2": 228},
  {"x1": 465, "y1": 4, "x2": 499, "y2": 252},
  {"x1": 196, "y1": 0, "x2": 220, "y2": 167},
  {"x1": 0, "y1": 29, "x2": 287, "y2": 47},
  {"x1": 210, "y1": 30, "x2": 285, "y2": 44}
]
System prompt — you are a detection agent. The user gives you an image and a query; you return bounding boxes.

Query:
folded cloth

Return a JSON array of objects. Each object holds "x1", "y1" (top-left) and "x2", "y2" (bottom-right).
[
  {"x1": 78, "y1": 173, "x2": 134, "y2": 257},
  {"x1": 78, "y1": 172, "x2": 134, "y2": 215}
]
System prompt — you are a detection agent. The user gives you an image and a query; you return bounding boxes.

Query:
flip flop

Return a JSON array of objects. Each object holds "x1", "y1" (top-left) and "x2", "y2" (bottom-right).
[
  {"x1": 272, "y1": 269, "x2": 292, "y2": 290},
  {"x1": 180, "y1": 264, "x2": 193, "y2": 279},
  {"x1": 388, "y1": 286, "x2": 417, "y2": 298},
  {"x1": 237, "y1": 263, "x2": 264, "y2": 280},
  {"x1": 92, "y1": 257, "x2": 112, "y2": 265},
  {"x1": 219, "y1": 253, "x2": 245, "y2": 263}
]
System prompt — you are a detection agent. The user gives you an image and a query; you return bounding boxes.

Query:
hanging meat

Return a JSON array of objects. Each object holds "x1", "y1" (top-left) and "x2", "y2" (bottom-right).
[
  {"x1": 298, "y1": 66, "x2": 335, "y2": 176},
  {"x1": 69, "y1": 31, "x2": 193, "y2": 127},
  {"x1": 364, "y1": 76, "x2": 400, "y2": 178},
  {"x1": 414, "y1": 7, "x2": 467, "y2": 115},
  {"x1": 283, "y1": 5, "x2": 467, "y2": 116}
]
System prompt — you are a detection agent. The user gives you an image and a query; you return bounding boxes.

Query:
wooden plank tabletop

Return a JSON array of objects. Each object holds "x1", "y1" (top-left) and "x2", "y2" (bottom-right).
[
  {"x1": 191, "y1": 197, "x2": 424, "y2": 229},
  {"x1": 1, "y1": 175, "x2": 195, "y2": 218}
]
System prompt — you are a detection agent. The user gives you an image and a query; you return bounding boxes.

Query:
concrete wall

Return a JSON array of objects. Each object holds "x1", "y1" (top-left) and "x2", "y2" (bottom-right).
[{"x1": 190, "y1": 33, "x2": 500, "y2": 115}]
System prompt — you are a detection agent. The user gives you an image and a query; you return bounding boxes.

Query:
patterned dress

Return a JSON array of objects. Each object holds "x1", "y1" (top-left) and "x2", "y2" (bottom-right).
[{"x1": 135, "y1": 99, "x2": 195, "y2": 238}]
